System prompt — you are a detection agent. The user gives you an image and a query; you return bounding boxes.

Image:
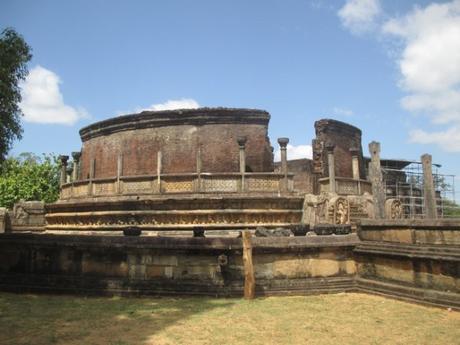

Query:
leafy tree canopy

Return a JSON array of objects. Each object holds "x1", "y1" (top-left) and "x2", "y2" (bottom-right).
[
  {"x1": 0, "y1": 153, "x2": 60, "y2": 209},
  {"x1": 0, "y1": 27, "x2": 32, "y2": 162}
]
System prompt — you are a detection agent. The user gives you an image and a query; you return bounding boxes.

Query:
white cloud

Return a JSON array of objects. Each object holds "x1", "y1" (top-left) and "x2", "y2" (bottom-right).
[
  {"x1": 118, "y1": 98, "x2": 200, "y2": 115},
  {"x1": 274, "y1": 144, "x2": 313, "y2": 162},
  {"x1": 332, "y1": 107, "x2": 354, "y2": 117},
  {"x1": 382, "y1": 0, "x2": 460, "y2": 151},
  {"x1": 144, "y1": 98, "x2": 200, "y2": 111},
  {"x1": 409, "y1": 127, "x2": 460, "y2": 152},
  {"x1": 20, "y1": 66, "x2": 88, "y2": 125},
  {"x1": 338, "y1": 0, "x2": 381, "y2": 34}
]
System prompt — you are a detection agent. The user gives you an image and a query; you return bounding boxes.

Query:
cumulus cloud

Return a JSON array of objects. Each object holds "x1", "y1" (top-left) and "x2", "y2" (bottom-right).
[
  {"x1": 382, "y1": 0, "x2": 460, "y2": 151},
  {"x1": 145, "y1": 98, "x2": 200, "y2": 111},
  {"x1": 274, "y1": 144, "x2": 313, "y2": 162},
  {"x1": 19, "y1": 66, "x2": 88, "y2": 125},
  {"x1": 338, "y1": 0, "x2": 381, "y2": 34},
  {"x1": 409, "y1": 127, "x2": 460, "y2": 152}
]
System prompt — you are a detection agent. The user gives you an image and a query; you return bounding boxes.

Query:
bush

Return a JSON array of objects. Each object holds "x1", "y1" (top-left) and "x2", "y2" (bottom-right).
[{"x1": 0, "y1": 153, "x2": 60, "y2": 209}]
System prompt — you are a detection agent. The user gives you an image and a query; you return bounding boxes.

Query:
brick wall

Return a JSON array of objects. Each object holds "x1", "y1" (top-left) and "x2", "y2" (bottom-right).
[{"x1": 78, "y1": 109, "x2": 274, "y2": 179}]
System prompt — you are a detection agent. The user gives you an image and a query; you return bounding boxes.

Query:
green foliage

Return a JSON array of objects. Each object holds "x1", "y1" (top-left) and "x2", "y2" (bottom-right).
[
  {"x1": 0, "y1": 153, "x2": 60, "y2": 209},
  {"x1": 442, "y1": 199, "x2": 460, "y2": 218},
  {"x1": 0, "y1": 27, "x2": 32, "y2": 162}
]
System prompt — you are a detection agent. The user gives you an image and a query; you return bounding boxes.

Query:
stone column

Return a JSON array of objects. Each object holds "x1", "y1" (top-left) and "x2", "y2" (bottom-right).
[
  {"x1": 368, "y1": 141, "x2": 385, "y2": 219},
  {"x1": 237, "y1": 136, "x2": 247, "y2": 174},
  {"x1": 350, "y1": 147, "x2": 360, "y2": 194},
  {"x1": 350, "y1": 148, "x2": 360, "y2": 180},
  {"x1": 88, "y1": 158, "x2": 95, "y2": 195},
  {"x1": 325, "y1": 143, "x2": 336, "y2": 194},
  {"x1": 116, "y1": 153, "x2": 123, "y2": 194},
  {"x1": 196, "y1": 147, "x2": 202, "y2": 192},
  {"x1": 71, "y1": 151, "x2": 81, "y2": 181},
  {"x1": 59, "y1": 155, "x2": 69, "y2": 186},
  {"x1": 157, "y1": 151, "x2": 162, "y2": 192},
  {"x1": 421, "y1": 154, "x2": 438, "y2": 219},
  {"x1": 278, "y1": 138, "x2": 289, "y2": 191}
]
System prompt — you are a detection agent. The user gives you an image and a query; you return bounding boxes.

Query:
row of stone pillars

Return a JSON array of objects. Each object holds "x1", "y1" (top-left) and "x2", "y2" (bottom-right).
[
  {"x1": 368, "y1": 141, "x2": 438, "y2": 219},
  {"x1": 59, "y1": 137, "x2": 292, "y2": 188},
  {"x1": 325, "y1": 143, "x2": 361, "y2": 194}
]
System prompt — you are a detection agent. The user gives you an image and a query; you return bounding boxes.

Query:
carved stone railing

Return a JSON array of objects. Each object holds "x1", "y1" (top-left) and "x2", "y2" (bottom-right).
[
  {"x1": 319, "y1": 177, "x2": 372, "y2": 196},
  {"x1": 60, "y1": 172, "x2": 295, "y2": 200}
]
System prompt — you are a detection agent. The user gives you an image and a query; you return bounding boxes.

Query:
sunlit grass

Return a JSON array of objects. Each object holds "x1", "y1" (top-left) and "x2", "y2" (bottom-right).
[{"x1": 0, "y1": 292, "x2": 458, "y2": 345}]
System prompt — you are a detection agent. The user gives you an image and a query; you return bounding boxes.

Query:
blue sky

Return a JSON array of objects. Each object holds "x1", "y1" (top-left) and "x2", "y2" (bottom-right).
[{"x1": 2, "y1": 1, "x2": 459, "y2": 186}]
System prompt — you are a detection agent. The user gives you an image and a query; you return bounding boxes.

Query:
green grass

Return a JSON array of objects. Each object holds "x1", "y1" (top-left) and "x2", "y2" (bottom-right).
[{"x1": 0, "y1": 292, "x2": 458, "y2": 345}]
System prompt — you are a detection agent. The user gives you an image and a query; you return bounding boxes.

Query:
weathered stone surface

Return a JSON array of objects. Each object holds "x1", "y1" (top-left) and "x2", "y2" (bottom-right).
[
  {"x1": 368, "y1": 142, "x2": 385, "y2": 219},
  {"x1": 255, "y1": 227, "x2": 292, "y2": 237},
  {"x1": 0, "y1": 208, "x2": 6, "y2": 233},
  {"x1": 421, "y1": 154, "x2": 438, "y2": 219}
]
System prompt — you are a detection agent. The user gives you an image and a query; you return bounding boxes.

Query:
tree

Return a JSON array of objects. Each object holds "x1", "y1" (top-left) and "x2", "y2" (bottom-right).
[
  {"x1": 0, "y1": 153, "x2": 60, "y2": 209},
  {"x1": 0, "y1": 28, "x2": 32, "y2": 162}
]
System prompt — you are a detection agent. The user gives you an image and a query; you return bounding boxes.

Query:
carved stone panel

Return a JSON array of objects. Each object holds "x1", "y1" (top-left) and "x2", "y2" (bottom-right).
[
  {"x1": 247, "y1": 176, "x2": 279, "y2": 192},
  {"x1": 202, "y1": 178, "x2": 238, "y2": 192},
  {"x1": 122, "y1": 180, "x2": 152, "y2": 194}
]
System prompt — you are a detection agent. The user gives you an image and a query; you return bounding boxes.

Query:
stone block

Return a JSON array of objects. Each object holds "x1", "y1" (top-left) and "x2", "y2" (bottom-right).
[{"x1": 0, "y1": 208, "x2": 6, "y2": 233}]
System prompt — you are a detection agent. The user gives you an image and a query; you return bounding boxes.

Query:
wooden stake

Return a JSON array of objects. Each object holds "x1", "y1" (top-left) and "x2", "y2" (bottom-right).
[{"x1": 242, "y1": 231, "x2": 255, "y2": 299}]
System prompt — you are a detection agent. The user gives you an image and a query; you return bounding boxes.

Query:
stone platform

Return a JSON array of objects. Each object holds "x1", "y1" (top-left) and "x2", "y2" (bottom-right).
[{"x1": 45, "y1": 195, "x2": 304, "y2": 233}]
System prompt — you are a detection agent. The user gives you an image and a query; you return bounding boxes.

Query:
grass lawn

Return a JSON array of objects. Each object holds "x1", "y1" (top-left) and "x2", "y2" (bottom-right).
[{"x1": 0, "y1": 292, "x2": 458, "y2": 345}]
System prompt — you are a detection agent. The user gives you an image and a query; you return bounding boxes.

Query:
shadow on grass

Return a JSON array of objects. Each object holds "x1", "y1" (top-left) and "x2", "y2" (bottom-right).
[{"x1": 0, "y1": 292, "x2": 237, "y2": 345}]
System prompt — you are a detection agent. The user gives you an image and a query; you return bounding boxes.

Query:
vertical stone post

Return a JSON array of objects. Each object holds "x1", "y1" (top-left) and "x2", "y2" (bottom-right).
[
  {"x1": 88, "y1": 158, "x2": 95, "y2": 196},
  {"x1": 116, "y1": 153, "x2": 123, "y2": 194},
  {"x1": 421, "y1": 154, "x2": 438, "y2": 219},
  {"x1": 350, "y1": 147, "x2": 360, "y2": 194},
  {"x1": 350, "y1": 148, "x2": 360, "y2": 180},
  {"x1": 242, "y1": 231, "x2": 255, "y2": 299},
  {"x1": 368, "y1": 141, "x2": 385, "y2": 219},
  {"x1": 237, "y1": 136, "x2": 247, "y2": 192},
  {"x1": 157, "y1": 151, "x2": 162, "y2": 193},
  {"x1": 196, "y1": 147, "x2": 202, "y2": 192},
  {"x1": 278, "y1": 137, "x2": 289, "y2": 192},
  {"x1": 325, "y1": 143, "x2": 336, "y2": 194},
  {"x1": 71, "y1": 151, "x2": 81, "y2": 181},
  {"x1": 59, "y1": 155, "x2": 69, "y2": 186}
]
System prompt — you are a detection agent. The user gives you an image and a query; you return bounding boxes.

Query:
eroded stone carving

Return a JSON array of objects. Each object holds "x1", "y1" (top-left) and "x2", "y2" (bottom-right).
[{"x1": 385, "y1": 199, "x2": 403, "y2": 220}]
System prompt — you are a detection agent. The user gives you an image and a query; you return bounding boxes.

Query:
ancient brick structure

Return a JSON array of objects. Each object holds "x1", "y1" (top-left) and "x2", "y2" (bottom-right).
[
  {"x1": 78, "y1": 108, "x2": 274, "y2": 178},
  {"x1": 312, "y1": 119, "x2": 365, "y2": 179}
]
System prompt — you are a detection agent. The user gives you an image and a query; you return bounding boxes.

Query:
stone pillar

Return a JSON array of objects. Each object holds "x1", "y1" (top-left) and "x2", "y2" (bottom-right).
[
  {"x1": 278, "y1": 138, "x2": 289, "y2": 191},
  {"x1": 59, "y1": 155, "x2": 69, "y2": 186},
  {"x1": 71, "y1": 151, "x2": 81, "y2": 181},
  {"x1": 157, "y1": 151, "x2": 162, "y2": 192},
  {"x1": 326, "y1": 143, "x2": 336, "y2": 194},
  {"x1": 350, "y1": 148, "x2": 360, "y2": 180},
  {"x1": 116, "y1": 153, "x2": 123, "y2": 194},
  {"x1": 88, "y1": 158, "x2": 95, "y2": 196},
  {"x1": 237, "y1": 136, "x2": 247, "y2": 192},
  {"x1": 368, "y1": 141, "x2": 385, "y2": 219},
  {"x1": 237, "y1": 136, "x2": 247, "y2": 174},
  {"x1": 421, "y1": 154, "x2": 438, "y2": 219},
  {"x1": 196, "y1": 147, "x2": 202, "y2": 192}
]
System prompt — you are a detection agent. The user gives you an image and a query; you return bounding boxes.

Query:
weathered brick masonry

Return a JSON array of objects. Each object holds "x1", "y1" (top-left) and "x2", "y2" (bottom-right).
[{"x1": 78, "y1": 108, "x2": 274, "y2": 178}]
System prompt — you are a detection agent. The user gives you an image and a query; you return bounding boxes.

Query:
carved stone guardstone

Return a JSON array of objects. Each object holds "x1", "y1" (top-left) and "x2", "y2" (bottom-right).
[
  {"x1": 327, "y1": 196, "x2": 350, "y2": 225},
  {"x1": 385, "y1": 199, "x2": 403, "y2": 220}
]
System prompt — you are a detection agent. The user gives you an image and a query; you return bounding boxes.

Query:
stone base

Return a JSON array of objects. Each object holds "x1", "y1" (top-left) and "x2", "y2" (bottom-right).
[{"x1": 45, "y1": 195, "x2": 304, "y2": 233}]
